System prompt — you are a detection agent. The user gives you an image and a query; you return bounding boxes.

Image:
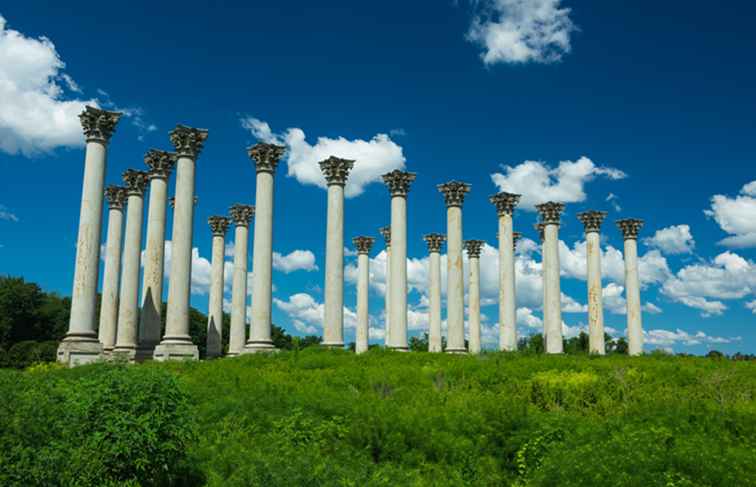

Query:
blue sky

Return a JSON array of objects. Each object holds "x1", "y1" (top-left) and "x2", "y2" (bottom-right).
[{"x1": 0, "y1": 0, "x2": 754, "y2": 354}]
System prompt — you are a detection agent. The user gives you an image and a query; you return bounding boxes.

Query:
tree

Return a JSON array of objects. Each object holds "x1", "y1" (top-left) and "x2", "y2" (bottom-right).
[
  {"x1": 518, "y1": 333, "x2": 544, "y2": 353},
  {"x1": 0, "y1": 276, "x2": 45, "y2": 347}
]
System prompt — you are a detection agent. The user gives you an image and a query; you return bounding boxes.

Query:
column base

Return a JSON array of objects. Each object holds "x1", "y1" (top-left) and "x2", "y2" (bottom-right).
[
  {"x1": 57, "y1": 336, "x2": 103, "y2": 367},
  {"x1": 111, "y1": 346, "x2": 137, "y2": 363},
  {"x1": 153, "y1": 342, "x2": 199, "y2": 361},
  {"x1": 321, "y1": 341, "x2": 344, "y2": 349},
  {"x1": 445, "y1": 347, "x2": 468, "y2": 354},
  {"x1": 242, "y1": 340, "x2": 278, "y2": 354},
  {"x1": 134, "y1": 342, "x2": 159, "y2": 362},
  {"x1": 388, "y1": 346, "x2": 409, "y2": 352}
]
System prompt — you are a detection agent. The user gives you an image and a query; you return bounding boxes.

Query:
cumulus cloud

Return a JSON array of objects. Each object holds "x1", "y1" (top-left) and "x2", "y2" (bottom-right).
[
  {"x1": 705, "y1": 181, "x2": 756, "y2": 248},
  {"x1": 644, "y1": 328, "x2": 740, "y2": 347},
  {"x1": 606, "y1": 193, "x2": 622, "y2": 212},
  {"x1": 490, "y1": 157, "x2": 626, "y2": 210},
  {"x1": 272, "y1": 249, "x2": 318, "y2": 273},
  {"x1": 241, "y1": 116, "x2": 405, "y2": 198},
  {"x1": 643, "y1": 224, "x2": 695, "y2": 255},
  {"x1": 466, "y1": 0, "x2": 576, "y2": 65},
  {"x1": 273, "y1": 292, "x2": 359, "y2": 332},
  {"x1": 0, "y1": 204, "x2": 18, "y2": 222}
]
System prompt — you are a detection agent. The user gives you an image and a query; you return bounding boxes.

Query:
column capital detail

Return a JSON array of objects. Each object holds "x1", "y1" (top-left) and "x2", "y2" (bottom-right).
[
  {"x1": 169, "y1": 196, "x2": 198, "y2": 209},
  {"x1": 122, "y1": 169, "x2": 149, "y2": 197},
  {"x1": 169, "y1": 125, "x2": 209, "y2": 158},
  {"x1": 79, "y1": 106, "x2": 122, "y2": 143},
  {"x1": 535, "y1": 223, "x2": 546, "y2": 243},
  {"x1": 229, "y1": 203, "x2": 255, "y2": 227},
  {"x1": 248, "y1": 143, "x2": 286, "y2": 174},
  {"x1": 144, "y1": 149, "x2": 177, "y2": 180},
  {"x1": 104, "y1": 185, "x2": 127, "y2": 210},
  {"x1": 319, "y1": 156, "x2": 355, "y2": 186},
  {"x1": 489, "y1": 191, "x2": 521, "y2": 216},
  {"x1": 208, "y1": 216, "x2": 230, "y2": 236},
  {"x1": 577, "y1": 210, "x2": 608, "y2": 233},
  {"x1": 379, "y1": 226, "x2": 391, "y2": 246},
  {"x1": 464, "y1": 240, "x2": 485, "y2": 258},
  {"x1": 513, "y1": 231, "x2": 522, "y2": 248},
  {"x1": 423, "y1": 233, "x2": 446, "y2": 253},
  {"x1": 352, "y1": 236, "x2": 375, "y2": 254},
  {"x1": 382, "y1": 170, "x2": 416, "y2": 197},
  {"x1": 536, "y1": 201, "x2": 565, "y2": 225},
  {"x1": 438, "y1": 181, "x2": 471, "y2": 208},
  {"x1": 616, "y1": 218, "x2": 644, "y2": 240}
]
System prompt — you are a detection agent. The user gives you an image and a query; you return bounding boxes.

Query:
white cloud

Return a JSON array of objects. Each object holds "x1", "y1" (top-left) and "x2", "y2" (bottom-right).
[
  {"x1": 705, "y1": 181, "x2": 756, "y2": 248},
  {"x1": 273, "y1": 249, "x2": 318, "y2": 273},
  {"x1": 746, "y1": 300, "x2": 756, "y2": 314},
  {"x1": 273, "y1": 292, "x2": 359, "y2": 332},
  {"x1": 645, "y1": 328, "x2": 740, "y2": 347},
  {"x1": 0, "y1": 204, "x2": 18, "y2": 222},
  {"x1": 241, "y1": 116, "x2": 405, "y2": 198},
  {"x1": 466, "y1": 0, "x2": 576, "y2": 65},
  {"x1": 606, "y1": 193, "x2": 622, "y2": 212},
  {"x1": 490, "y1": 157, "x2": 626, "y2": 210},
  {"x1": 517, "y1": 306, "x2": 543, "y2": 328},
  {"x1": 643, "y1": 225, "x2": 695, "y2": 255}
]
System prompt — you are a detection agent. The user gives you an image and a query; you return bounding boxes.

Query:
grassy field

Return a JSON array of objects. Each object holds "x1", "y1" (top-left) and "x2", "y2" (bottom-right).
[{"x1": 2, "y1": 349, "x2": 755, "y2": 486}]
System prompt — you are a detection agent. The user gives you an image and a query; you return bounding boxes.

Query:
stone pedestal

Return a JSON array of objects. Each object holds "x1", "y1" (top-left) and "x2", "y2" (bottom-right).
[
  {"x1": 536, "y1": 202, "x2": 565, "y2": 354},
  {"x1": 490, "y1": 192, "x2": 521, "y2": 351},
  {"x1": 353, "y1": 236, "x2": 375, "y2": 354},
  {"x1": 578, "y1": 211, "x2": 608, "y2": 355},
  {"x1": 439, "y1": 181, "x2": 470, "y2": 354},
  {"x1": 155, "y1": 125, "x2": 207, "y2": 361},
  {"x1": 207, "y1": 216, "x2": 230, "y2": 358},
  {"x1": 617, "y1": 219, "x2": 645, "y2": 356},
  {"x1": 228, "y1": 204, "x2": 254, "y2": 356},
  {"x1": 465, "y1": 240, "x2": 484, "y2": 355},
  {"x1": 379, "y1": 226, "x2": 391, "y2": 347},
  {"x1": 98, "y1": 186, "x2": 126, "y2": 355},
  {"x1": 423, "y1": 234, "x2": 445, "y2": 352}
]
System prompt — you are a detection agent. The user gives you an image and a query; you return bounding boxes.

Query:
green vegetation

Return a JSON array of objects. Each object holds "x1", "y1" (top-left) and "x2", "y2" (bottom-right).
[{"x1": 2, "y1": 350, "x2": 755, "y2": 486}]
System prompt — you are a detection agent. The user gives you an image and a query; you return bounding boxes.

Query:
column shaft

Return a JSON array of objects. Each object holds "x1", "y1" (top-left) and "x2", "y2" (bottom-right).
[
  {"x1": 356, "y1": 252, "x2": 369, "y2": 353},
  {"x1": 114, "y1": 192, "x2": 145, "y2": 358},
  {"x1": 98, "y1": 206, "x2": 124, "y2": 353},
  {"x1": 323, "y1": 184, "x2": 345, "y2": 347},
  {"x1": 468, "y1": 255, "x2": 481, "y2": 354},
  {"x1": 247, "y1": 171, "x2": 275, "y2": 351},
  {"x1": 384, "y1": 246, "x2": 391, "y2": 347},
  {"x1": 624, "y1": 238, "x2": 643, "y2": 355},
  {"x1": 498, "y1": 213, "x2": 517, "y2": 351},
  {"x1": 389, "y1": 196, "x2": 408, "y2": 349},
  {"x1": 428, "y1": 251, "x2": 442, "y2": 352},
  {"x1": 586, "y1": 231, "x2": 605, "y2": 354},
  {"x1": 207, "y1": 233, "x2": 225, "y2": 358},
  {"x1": 446, "y1": 206, "x2": 465, "y2": 353},
  {"x1": 543, "y1": 223, "x2": 563, "y2": 353},
  {"x1": 228, "y1": 224, "x2": 249, "y2": 355}
]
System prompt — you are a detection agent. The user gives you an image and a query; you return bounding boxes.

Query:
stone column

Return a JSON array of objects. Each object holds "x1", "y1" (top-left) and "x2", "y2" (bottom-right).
[
  {"x1": 578, "y1": 211, "x2": 608, "y2": 355},
  {"x1": 136, "y1": 150, "x2": 176, "y2": 360},
  {"x1": 155, "y1": 125, "x2": 207, "y2": 361},
  {"x1": 227, "y1": 204, "x2": 254, "y2": 356},
  {"x1": 379, "y1": 226, "x2": 391, "y2": 347},
  {"x1": 320, "y1": 156, "x2": 355, "y2": 348},
  {"x1": 438, "y1": 181, "x2": 470, "y2": 354},
  {"x1": 98, "y1": 186, "x2": 127, "y2": 354},
  {"x1": 490, "y1": 192, "x2": 521, "y2": 352},
  {"x1": 423, "y1": 233, "x2": 445, "y2": 352},
  {"x1": 113, "y1": 170, "x2": 149, "y2": 360},
  {"x1": 245, "y1": 143, "x2": 286, "y2": 353},
  {"x1": 536, "y1": 202, "x2": 565, "y2": 354},
  {"x1": 535, "y1": 223, "x2": 547, "y2": 344},
  {"x1": 58, "y1": 106, "x2": 122, "y2": 366},
  {"x1": 617, "y1": 218, "x2": 645, "y2": 356},
  {"x1": 207, "y1": 216, "x2": 230, "y2": 358},
  {"x1": 383, "y1": 170, "x2": 416, "y2": 351},
  {"x1": 353, "y1": 236, "x2": 375, "y2": 354},
  {"x1": 465, "y1": 240, "x2": 484, "y2": 355}
]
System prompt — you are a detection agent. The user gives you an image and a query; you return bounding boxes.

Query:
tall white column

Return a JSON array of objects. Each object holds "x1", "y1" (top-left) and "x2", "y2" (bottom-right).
[
  {"x1": 423, "y1": 234, "x2": 445, "y2": 352},
  {"x1": 207, "y1": 216, "x2": 230, "y2": 358},
  {"x1": 228, "y1": 204, "x2": 254, "y2": 356},
  {"x1": 490, "y1": 192, "x2": 521, "y2": 351},
  {"x1": 534, "y1": 223, "x2": 547, "y2": 346},
  {"x1": 617, "y1": 219, "x2": 645, "y2": 356},
  {"x1": 439, "y1": 181, "x2": 470, "y2": 354},
  {"x1": 379, "y1": 226, "x2": 391, "y2": 347},
  {"x1": 155, "y1": 125, "x2": 208, "y2": 361},
  {"x1": 578, "y1": 211, "x2": 608, "y2": 355},
  {"x1": 320, "y1": 157, "x2": 355, "y2": 348},
  {"x1": 245, "y1": 143, "x2": 286, "y2": 353},
  {"x1": 353, "y1": 236, "x2": 375, "y2": 354},
  {"x1": 113, "y1": 170, "x2": 149, "y2": 360},
  {"x1": 465, "y1": 240, "x2": 484, "y2": 355},
  {"x1": 58, "y1": 106, "x2": 122, "y2": 366},
  {"x1": 383, "y1": 170, "x2": 416, "y2": 351},
  {"x1": 98, "y1": 186, "x2": 127, "y2": 354},
  {"x1": 536, "y1": 202, "x2": 565, "y2": 354}
]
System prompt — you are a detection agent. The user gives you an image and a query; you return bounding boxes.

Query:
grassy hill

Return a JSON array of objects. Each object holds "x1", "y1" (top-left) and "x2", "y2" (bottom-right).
[{"x1": 2, "y1": 350, "x2": 755, "y2": 486}]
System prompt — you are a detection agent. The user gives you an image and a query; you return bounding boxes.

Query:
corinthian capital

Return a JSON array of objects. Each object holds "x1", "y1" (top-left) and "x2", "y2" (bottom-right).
[
  {"x1": 382, "y1": 170, "x2": 416, "y2": 197},
  {"x1": 536, "y1": 201, "x2": 565, "y2": 225},
  {"x1": 122, "y1": 169, "x2": 149, "y2": 196},
  {"x1": 144, "y1": 149, "x2": 177, "y2": 180},
  {"x1": 104, "y1": 185, "x2": 127, "y2": 210},
  {"x1": 319, "y1": 156, "x2": 355, "y2": 186},
  {"x1": 489, "y1": 191, "x2": 521, "y2": 216},
  {"x1": 513, "y1": 232, "x2": 522, "y2": 249},
  {"x1": 535, "y1": 223, "x2": 545, "y2": 243},
  {"x1": 79, "y1": 106, "x2": 122, "y2": 143},
  {"x1": 379, "y1": 226, "x2": 391, "y2": 246},
  {"x1": 577, "y1": 210, "x2": 608, "y2": 234},
  {"x1": 423, "y1": 233, "x2": 446, "y2": 253},
  {"x1": 352, "y1": 236, "x2": 375, "y2": 255},
  {"x1": 464, "y1": 240, "x2": 485, "y2": 259},
  {"x1": 229, "y1": 203, "x2": 255, "y2": 227},
  {"x1": 438, "y1": 181, "x2": 471, "y2": 208},
  {"x1": 169, "y1": 125, "x2": 209, "y2": 158},
  {"x1": 616, "y1": 218, "x2": 644, "y2": 240},
  {"x1": 208, "y1": 216, "x2": 230, "y2": 236},
  {"x1": 248, "y1": 143, "x2": 286, "y2": 174}
]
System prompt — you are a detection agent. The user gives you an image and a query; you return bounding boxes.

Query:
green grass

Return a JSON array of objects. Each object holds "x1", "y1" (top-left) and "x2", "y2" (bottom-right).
[{"x1": 3, "y1": 350, "x2": 756, "y2": 486}]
